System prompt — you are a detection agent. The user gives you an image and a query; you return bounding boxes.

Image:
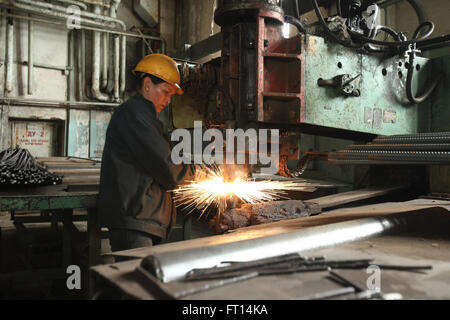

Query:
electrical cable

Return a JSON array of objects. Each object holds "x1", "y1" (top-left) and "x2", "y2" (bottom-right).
[
  {"x1": 310, "y1": 0, "x2": 444, "y2": 49},
  {"x1": 346, "y1": 18, "x2": 434, "y2": 47},
  {"x1": 310, "y1": 0, "x2": 364, "y2": 49},
  {"x1": 285, "y1": 15, "x2": 308, "y2": 34},
  {"x1": 405, "y1": 25, "x2": 444, "y2": 104}
]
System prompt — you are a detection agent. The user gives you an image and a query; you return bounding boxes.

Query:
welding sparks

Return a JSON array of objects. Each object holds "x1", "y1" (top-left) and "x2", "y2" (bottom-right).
[{"x1": 172, "y1": 166, "x2": 312, "y2": 218}]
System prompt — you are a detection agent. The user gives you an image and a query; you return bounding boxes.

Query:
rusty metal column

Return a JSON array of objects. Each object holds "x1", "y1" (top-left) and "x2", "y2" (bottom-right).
[{"x1": 214, "y1": 0, "x2": 285, "y2": 127}]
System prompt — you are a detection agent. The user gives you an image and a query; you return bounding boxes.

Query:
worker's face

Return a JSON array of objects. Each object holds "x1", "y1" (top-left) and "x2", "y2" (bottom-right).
[{"x1": 142, "y1": 77, "x2": 176, "y2": 113}]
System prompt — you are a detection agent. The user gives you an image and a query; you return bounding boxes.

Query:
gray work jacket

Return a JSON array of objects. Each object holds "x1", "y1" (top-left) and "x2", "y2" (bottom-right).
[{"x1": 98, "y1": 93, "x2": 194, "y2": 239}]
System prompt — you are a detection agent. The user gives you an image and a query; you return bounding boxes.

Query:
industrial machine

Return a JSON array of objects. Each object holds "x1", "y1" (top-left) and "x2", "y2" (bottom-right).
[{"x1": 175, "y1": 0, "x2": 448, "y2": 177}]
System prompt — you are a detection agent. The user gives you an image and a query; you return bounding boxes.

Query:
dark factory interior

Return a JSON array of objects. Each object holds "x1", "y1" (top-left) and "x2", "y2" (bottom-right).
[{"x1": 0, "y1": 0, "x2": 449, "y2": 305}]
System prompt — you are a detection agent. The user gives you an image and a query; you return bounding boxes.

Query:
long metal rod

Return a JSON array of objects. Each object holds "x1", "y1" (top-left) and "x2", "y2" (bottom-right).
[
  {"x1": 81, "y1": 29, "x2": 86, "y2": 100},
  {"x1": 27, "y1": 16, "x2": 33, "y2": 95},
  {"x1": 0, "y1": 59, "x2": 72, "y2": 71},
  {"x1": 5, "y1": 14, "x2": 14, "y2": 96},
  {"x1": 0, "y1": 97, "x2": 120, "y2": 108},
  {"x1": 145, "y1": 213, "x2": 417, "y2": 283},
  {"x1": 67, "y1": 30, "x2": 73, "y2": 102},
  {"x1": 77, "y1": 30, "x2": 83, "y2": 100}
]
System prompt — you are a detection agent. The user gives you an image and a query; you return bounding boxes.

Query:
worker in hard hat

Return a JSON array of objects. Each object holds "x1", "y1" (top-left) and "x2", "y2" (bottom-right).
[{"x1": 98, "y1": 54, "x2": 195, "y2": 254}]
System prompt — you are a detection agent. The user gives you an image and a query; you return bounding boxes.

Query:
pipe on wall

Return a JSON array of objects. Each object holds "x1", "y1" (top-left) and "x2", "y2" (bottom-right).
[
  {"x1": 110, "y1": 0, "x2": 121, "y2": 102},
  {"x1": 15, "y1": 0, "x2": 126, "y2": 30},
  {"x1": 113, "y1": 35, "x2": 120, "y2": 101},
  {"x1": 77, "y1": 29, "x2": 85, "y2": 101},
  {"x1": 27, "y1": 17, "x2": 33, "y2": 95},
  {"x1": 0, "y1": 1, "x2": 117, "y2": 30},
  {"x1": 22, "y1": 0, "x2": 128, "y2": 101},
  {"x1": 120, "y1": 33, "x2": 126, "y2": 96},
  {"x1": 91, "y1": 5, "x2": 109, "y2": 102},
  {"x1": 5, "y1": 15, "x2": 14, "y2": 97},
  {"x1": 101, "y1": 30, "x2": 109, "y2": 90},
  {"x1": 0, "y1": 0, "x2": 168, "y2": 103},
  {"x1": 108, "y1": 0, "x2": 126, "y2": 97},
  {"x1": 0, "y1": 11, "x2": 164, "y2": 41},
  {"x1": 53, "y1": 0, "x2": 88, "y2": 11}
]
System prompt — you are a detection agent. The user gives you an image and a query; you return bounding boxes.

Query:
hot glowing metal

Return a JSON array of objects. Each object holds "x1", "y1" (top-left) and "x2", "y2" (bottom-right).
[{"x1": 173, "y1": 166, "x2": 313, "y2": 218}]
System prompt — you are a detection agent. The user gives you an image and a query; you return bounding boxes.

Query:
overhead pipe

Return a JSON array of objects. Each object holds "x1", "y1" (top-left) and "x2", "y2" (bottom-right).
[
  {"x1": 1, "y1": 1, "x2": 166, "y2": 102},
  {"x1": 101, "y1": 24, "x2": 109, "y2": 90},
  {"x1": 0, "y1": 11, "x2": 164, "y2": 43},
  {"x1": 27, "y1": 17, "x2": 33, "y2": 95},
  {"x1": 120, "y1": 28, "x2": 126, "y2": 96},
  {"x1": 14, "y1": 0, "x2": 126, "y2": 30},
  {"x1": 5, "y1": 15, "x2": 14, "y2": 97},
  {"x1": 52, "y1": 0, "x2": 88, "y2": 11},
  {"x1": 110, "y1": 0, "x2": 121, "y2": 102},
  {"x1": 77, "y1": 29, "x2": 86, "y2": 101},
  {"x1": 108, "y1": 0, "x2": 126, "y2": 97},
  {"x1": 0, "y1": 9, "x2": 167, "y2": 103},
  {"x1": 91, "y1": 5, "x2": 109, "y2": 102},
  {"x1": 14, "y1": 0, "x2": 127, "y2": 101},
  {"x1": 0, "y1": 97, "x2": 120, "y2": 108},
  {"x1": 67, "y1": 30, "x2": 75, "y2": 101},
  {"x1": 101, "y1": 2, "x2": 112, "y2": 91},
  {"x1": 0, "y1": 1, "x2": 118, "y2": 30},
  {"x1": 113, "y1": 35, "x2": 120, "y2": 101},
  {"x1": 15, "y1": 0, "x2": 126, "y2": 100}
]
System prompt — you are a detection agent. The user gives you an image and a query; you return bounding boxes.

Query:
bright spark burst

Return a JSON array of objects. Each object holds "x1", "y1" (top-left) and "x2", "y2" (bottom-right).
[{"x1": 172, "y1": 166, "x2": 311, "y2": 219}]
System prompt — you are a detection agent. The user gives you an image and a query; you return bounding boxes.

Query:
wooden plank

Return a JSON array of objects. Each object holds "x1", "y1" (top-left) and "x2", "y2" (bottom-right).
[{"x1": 308, "y1": 185, "x2": 409, "y2": 209}]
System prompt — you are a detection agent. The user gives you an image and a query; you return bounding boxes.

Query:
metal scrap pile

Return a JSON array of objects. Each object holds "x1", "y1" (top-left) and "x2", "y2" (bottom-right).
[
  {"x1": 0, "y1": 148, "x2": 62, "y2": 187},
  {"x1": 329, "y1": 132, "x2": 450, "y2": 165}
]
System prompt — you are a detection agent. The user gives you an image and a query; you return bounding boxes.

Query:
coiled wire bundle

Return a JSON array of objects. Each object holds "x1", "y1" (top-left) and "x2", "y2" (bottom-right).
[{"x1": 0, "y1": 148, "x2": 62, "y2": 187}]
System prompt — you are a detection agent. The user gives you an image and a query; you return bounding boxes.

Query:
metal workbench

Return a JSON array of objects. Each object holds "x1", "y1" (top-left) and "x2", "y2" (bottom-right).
[
  {"x1": 0, "y1": 184, "x2": 100, "y2": 268},
  {"x1": 90, "y1": 198, "x2": 450, "y2": 300}
]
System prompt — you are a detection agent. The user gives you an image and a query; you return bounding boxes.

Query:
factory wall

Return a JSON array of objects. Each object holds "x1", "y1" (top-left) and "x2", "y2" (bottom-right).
[{"x1": 0, "y1": 0, "x2": 175, "y2": 159}]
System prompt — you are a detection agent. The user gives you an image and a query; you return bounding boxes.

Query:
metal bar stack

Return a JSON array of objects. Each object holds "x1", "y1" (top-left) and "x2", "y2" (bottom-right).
[
  {"x1": 329, "y1": 132, "x2": 450, "y2": 165},
  {"x1": 0, "y1": 148, "x2": 62, "y2": 187}
]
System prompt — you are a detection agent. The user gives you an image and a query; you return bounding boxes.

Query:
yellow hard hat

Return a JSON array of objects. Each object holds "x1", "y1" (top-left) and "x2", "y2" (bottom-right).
[{"x1": 132, "y1": 53, "x2": 184, "y2": 95}]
